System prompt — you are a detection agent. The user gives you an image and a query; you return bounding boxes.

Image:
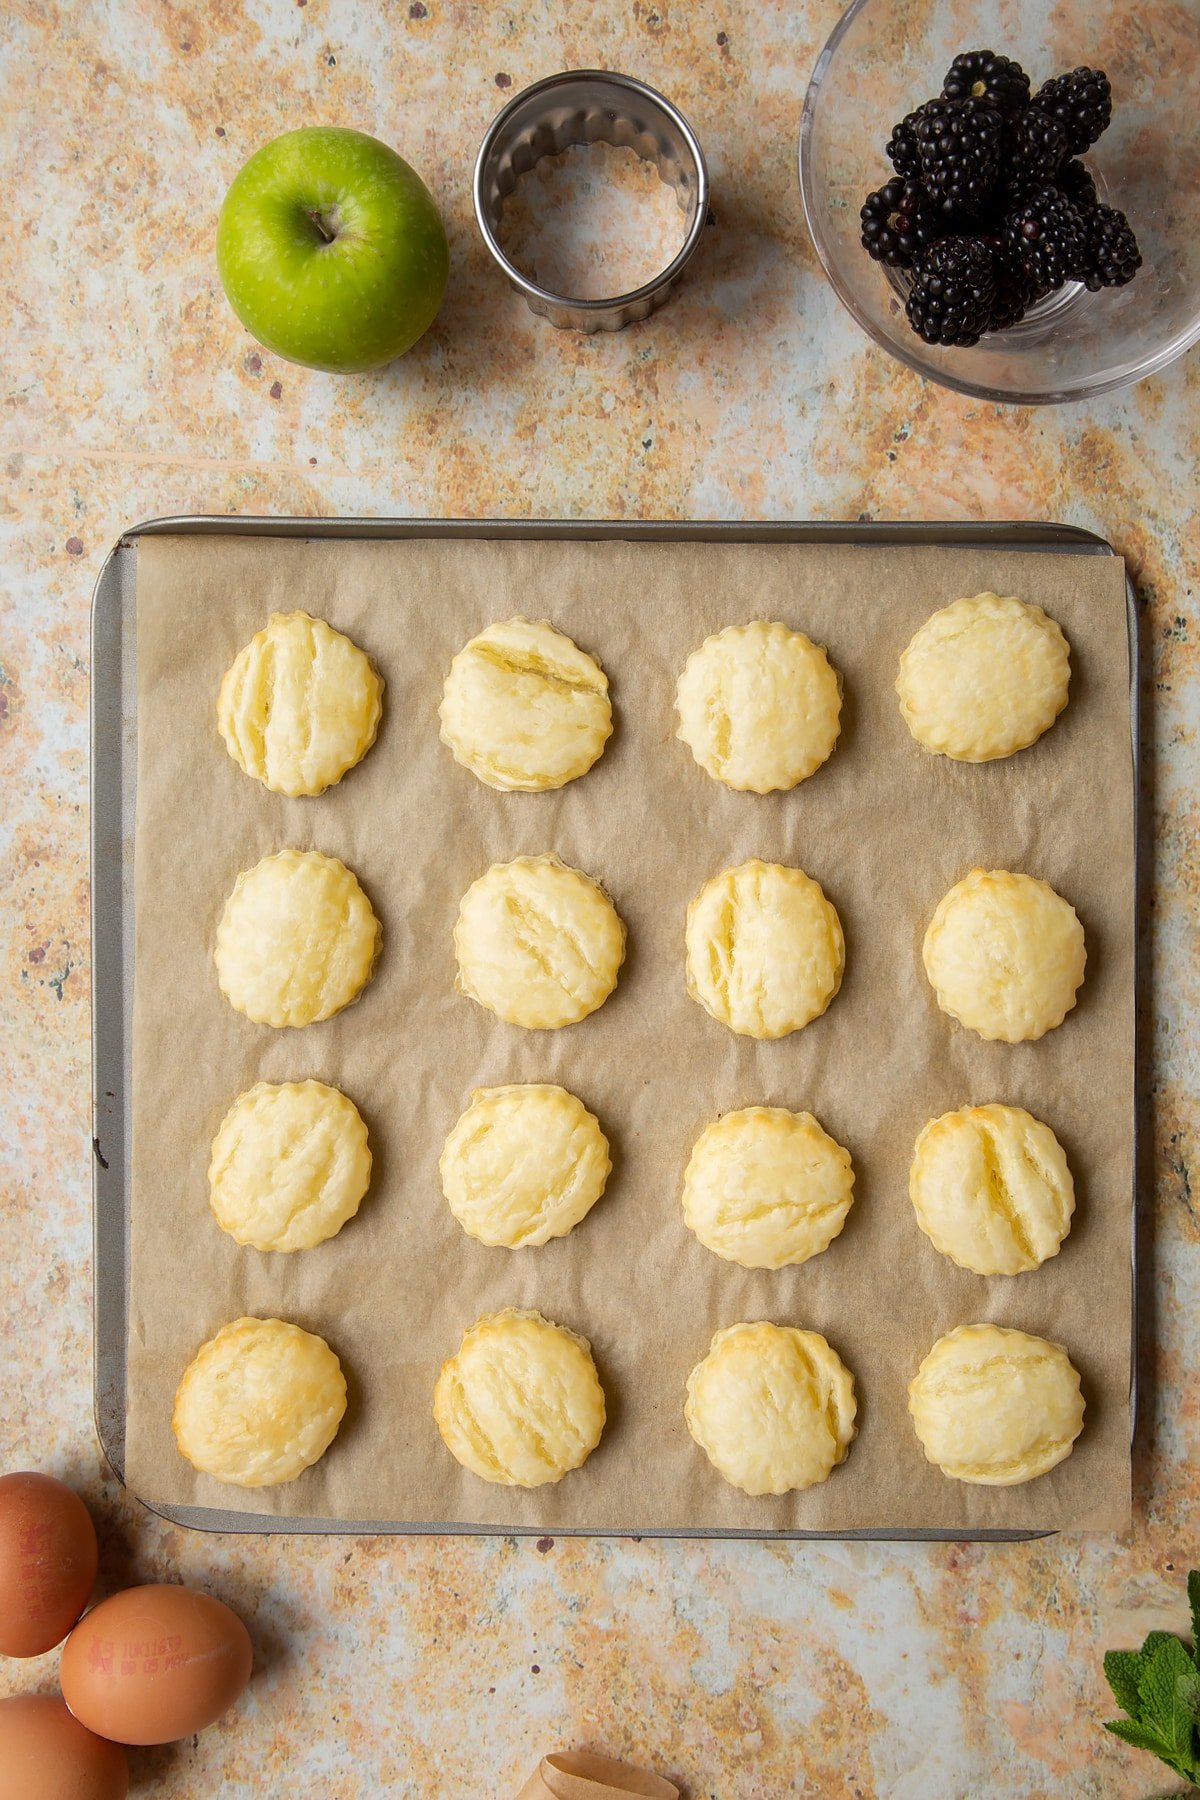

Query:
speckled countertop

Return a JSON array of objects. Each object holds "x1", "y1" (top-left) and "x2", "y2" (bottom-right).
[{"x1": 2, "y1": 2, "x2": 1198, "y2": 1796}]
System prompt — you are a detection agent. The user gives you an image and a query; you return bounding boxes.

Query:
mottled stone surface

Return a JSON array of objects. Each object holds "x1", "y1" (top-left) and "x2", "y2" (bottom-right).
[{"x1": 1, "y1": 2, "x2": 1198, "y2": 1795}]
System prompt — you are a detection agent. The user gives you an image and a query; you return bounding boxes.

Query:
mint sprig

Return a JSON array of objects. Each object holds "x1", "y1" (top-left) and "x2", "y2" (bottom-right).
[{"x1": 1104, "y1": 1571, "x2": 1200, "y2": 1786}]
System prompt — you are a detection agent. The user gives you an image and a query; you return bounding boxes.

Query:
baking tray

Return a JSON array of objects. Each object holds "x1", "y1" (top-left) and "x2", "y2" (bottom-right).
[{"x1": 91, "y1": 516, "x2": 1140, "y2": 1540}]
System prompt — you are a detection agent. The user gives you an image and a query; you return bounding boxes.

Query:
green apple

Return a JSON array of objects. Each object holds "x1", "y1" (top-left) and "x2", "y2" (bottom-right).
[{"x1": 216, "y1": 126, "x2": 449, "y2": 373}]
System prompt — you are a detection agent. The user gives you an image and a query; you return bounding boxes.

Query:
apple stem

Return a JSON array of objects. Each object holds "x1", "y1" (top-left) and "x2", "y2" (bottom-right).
[{"x1": 308, "y1": 208, "x2": 337, "y2": 244}]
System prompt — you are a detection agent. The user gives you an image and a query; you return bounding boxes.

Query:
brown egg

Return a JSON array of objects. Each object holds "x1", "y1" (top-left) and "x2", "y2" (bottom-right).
[
  {"x1": 0, "y1": 1472, "x2": 98, "y2": 1657},
  {"x1": 0, "y1": 1695, "x2": 128, "y2": 1800},
  {"x1": 60, "y1": 1584, "x2": 252, "y2": 1745}
]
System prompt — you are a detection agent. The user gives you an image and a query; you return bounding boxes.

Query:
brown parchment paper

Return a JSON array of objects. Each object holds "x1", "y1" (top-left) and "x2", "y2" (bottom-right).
[
  {"x1": 516, "y1": 1751, "x2": 679, "y2": 1800},
  {"x1": 126, "y1": 534, "x2": 1134, "y2": 1534}
]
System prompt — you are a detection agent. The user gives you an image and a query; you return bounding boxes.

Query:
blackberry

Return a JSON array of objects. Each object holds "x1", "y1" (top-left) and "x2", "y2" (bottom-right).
[
  {"x1": 860, "y1": 177, "x2": 944, "y2": 267},
  {"x1": 981, "y1": 236, "x2": 1037, "y2": 328},
  {"x1": 1002, "y1": 108, "x2": 1071, "y2": 199},
  {"x1": 886, "y1": 106, "x2": 928, "y2": 179},
  {"x1": 905, "y1": 236, "x2": 997, "y2": 346},
  {"x1": 1079, "y1": 203, "x2": 1142, "y2": 290},
  {"x1": 914, "y1": 96, "x2": 1004, "y2": 214},
  {"x1": 1059, "y1": 158, "x2": 1099, "y2": 211},
  {"x1": 942, "y1": 49, "x2": 1031, "y2": 115},
  {"x1": 1032, "y1": 67, "x2": 1113, "y2": 154},
  {"x1": 1004, "y1": 185, "x2": 1088, "y2": 292}
]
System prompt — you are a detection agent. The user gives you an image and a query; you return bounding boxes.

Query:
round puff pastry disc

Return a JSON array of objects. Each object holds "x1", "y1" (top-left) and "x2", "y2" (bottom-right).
[
  {"x1": 173, "y1": 1315, "x2": 347, "y2": 1488},
  {"x1": 433, "y1": 1308, "x2": 606, "y2": 1487},
  {"x1": 909, "y1": 1103, "x2": 1074, "y2": 1276},
  {"x1": 896, "y1": 592, "x2": 1070, "y2": 762},
  {"x1": 684, "y1": 1322, "x2": 857, "y2": 1496},
  {"x1": 215, "y1": 848, "x2": 381, "y2": 1028},
  {"x1": 685, "y1": 859, "x2": 844, "y2": 1039},
  {"x1": 439, "y1": 616, "x2": 612, "y2": 791},
  {"x1": 209, "y1": 1080, "x2": 371, "y2": 1252},
  {"x1": 675, "y1": 620, "x2": 842, "y2": 792},
  {"x1": 217, "y1": 611, "x2": 383, "y2": 796},
  {"x1": 440, "y1": 1083, "x2": 610, "y2": 1247},
  {"x1": 922, "y1": 867, "x2": 1085, "y2": 1042},
  {"x1": 908, "y1": 1323, "x2": 1084, "y2": 1486},
  {"x1": 682, "y1": 1106, "x2": 854, "y2": 1269},
  {"x1": 454, "y1": 854, "x2": 625, "y2": 1029}
]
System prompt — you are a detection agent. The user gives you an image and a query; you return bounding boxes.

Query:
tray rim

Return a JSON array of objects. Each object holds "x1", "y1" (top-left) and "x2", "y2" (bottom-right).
[{"x1": 90, "y1": 514, "x2": 1140, "y2": 1542}]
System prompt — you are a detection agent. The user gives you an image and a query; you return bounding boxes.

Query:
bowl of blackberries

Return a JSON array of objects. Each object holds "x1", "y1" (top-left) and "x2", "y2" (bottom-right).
[{"x1": 799, "y1": 0, "x2": 1200, "y2": 402}]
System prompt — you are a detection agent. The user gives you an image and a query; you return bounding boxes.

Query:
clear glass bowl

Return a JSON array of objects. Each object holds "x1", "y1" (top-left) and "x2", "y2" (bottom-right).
[{"x1": 799, "y1": 0, "x2": 1200, "y2": 403}]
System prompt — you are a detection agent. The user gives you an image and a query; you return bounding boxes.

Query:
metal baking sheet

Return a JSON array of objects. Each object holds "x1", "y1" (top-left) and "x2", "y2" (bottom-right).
[{"x1": 90, "y1": 516, "x2": 1140, "y2": 1540}]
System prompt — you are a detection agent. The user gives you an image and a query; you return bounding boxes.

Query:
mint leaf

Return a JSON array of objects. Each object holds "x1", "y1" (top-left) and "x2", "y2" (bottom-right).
[
  {"x1": 1105, "y1": 1649, "x2": 1147, "y2": 1716},
  {"x1": 1101, "y1": 1572, "x2": 1200, "y2": 1784},
  {"x1": 1179, "y1": 1668, "x2": 1200, "y2": 1724},
  {"x1": 1106, "y1": 1717, "x2": 1176, "y2": 1758},
  {"x1": 1105, "y1": 1718, "x2": 1194, "y2": 1782},
  {"x1": 1139, "y1": 1637, "x2": 1200, "y2": 1765}
]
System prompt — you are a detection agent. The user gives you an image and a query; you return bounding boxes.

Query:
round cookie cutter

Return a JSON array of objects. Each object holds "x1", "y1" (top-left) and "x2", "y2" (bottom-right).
[{"x1": 473, "y1": 69, "x2": 709, "y2": 334}]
